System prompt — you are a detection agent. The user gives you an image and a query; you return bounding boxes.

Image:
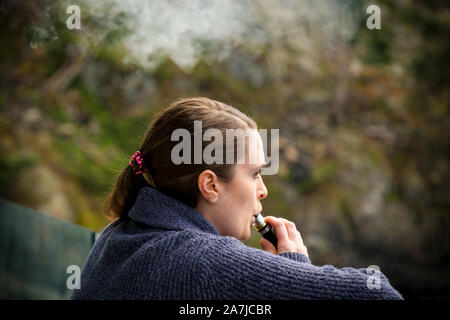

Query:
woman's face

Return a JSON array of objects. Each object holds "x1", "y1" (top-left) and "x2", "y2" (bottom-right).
[{"x1": 205, "y1": 129, "x2": 269, "y2": 241}]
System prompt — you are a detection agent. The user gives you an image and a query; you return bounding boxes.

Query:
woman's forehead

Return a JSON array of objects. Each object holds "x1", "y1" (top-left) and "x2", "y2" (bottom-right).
[{"x1": 243, "y1": 130, "x2": 265, "y2": 165}]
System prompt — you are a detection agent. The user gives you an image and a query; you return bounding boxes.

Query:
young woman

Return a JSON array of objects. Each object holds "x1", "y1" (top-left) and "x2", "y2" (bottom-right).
[{"x1": 72, "y1": 97, "x2": 403, "y2": 300}]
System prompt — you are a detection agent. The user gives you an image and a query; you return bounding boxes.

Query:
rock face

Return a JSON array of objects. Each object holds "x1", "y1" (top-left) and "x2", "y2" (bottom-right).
[{"x1": 273, "y1": 112, "x2": 450, "y2": 299}]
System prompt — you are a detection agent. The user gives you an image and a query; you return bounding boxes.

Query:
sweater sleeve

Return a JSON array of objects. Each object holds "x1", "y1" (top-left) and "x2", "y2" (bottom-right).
[
  {"x1": 196, "y1": 236, "x2": 403, "y2": 300},
  {"x1": 279, "y1": 251, "x2": 311, "y2": 264}
]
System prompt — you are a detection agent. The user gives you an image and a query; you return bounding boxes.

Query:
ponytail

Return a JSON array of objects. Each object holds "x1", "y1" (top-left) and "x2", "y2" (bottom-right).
[{"x1": 103, "y1": 152, "x2": 150, "y2": 221}]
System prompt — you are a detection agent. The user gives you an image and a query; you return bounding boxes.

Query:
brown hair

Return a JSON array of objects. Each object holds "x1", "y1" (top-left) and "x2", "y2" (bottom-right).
[{"x1": 104, "y1": 97, "x2": 258, "y2": 221}]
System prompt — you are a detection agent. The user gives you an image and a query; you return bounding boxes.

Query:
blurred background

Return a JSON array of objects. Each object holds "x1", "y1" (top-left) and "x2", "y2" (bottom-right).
[{"x1": 1, "y1": 0, "x2": 449, "y2": 299}]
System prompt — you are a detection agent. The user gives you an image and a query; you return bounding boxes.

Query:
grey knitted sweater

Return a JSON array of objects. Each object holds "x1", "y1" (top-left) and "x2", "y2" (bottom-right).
[{"x1": 71, "y1": 186, "x2": 403, "y2": 300}]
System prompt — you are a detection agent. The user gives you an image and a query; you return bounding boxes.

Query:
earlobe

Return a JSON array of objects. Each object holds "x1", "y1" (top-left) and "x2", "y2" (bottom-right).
[{"x1": 197, "y1": 170, "x2": 219, "y2": 203}]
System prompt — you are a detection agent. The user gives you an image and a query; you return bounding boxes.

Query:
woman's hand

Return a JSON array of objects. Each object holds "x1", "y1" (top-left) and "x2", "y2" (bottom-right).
[{"x1": 259, "y1": 216, "x2": 309, "y2": 258}]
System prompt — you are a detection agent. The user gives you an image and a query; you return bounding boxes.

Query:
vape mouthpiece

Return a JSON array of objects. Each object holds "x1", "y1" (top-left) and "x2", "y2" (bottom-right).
[{"x1": 252, "y1": 213, "x2": 266, "y2": 231}]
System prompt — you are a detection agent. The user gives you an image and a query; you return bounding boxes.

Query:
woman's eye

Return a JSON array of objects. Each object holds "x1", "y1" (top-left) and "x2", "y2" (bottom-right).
[{"x1": 253, "y1": 169, "x2": 261, "y2": 178}]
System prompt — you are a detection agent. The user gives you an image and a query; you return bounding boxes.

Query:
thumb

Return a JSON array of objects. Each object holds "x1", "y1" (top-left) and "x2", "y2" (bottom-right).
[{"x1": 260, "y1": 238, "x2": 277, "y2": 254}]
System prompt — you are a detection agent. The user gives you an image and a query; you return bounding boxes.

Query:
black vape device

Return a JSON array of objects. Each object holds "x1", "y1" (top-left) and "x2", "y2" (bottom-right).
[{"x1": 252, "y1": 213, "x2": 277, "y2": 248}]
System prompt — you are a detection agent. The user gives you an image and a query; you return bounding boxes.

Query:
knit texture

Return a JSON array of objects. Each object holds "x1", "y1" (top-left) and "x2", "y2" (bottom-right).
[{"x1": 71, "y1": 186, "x2": 403, "y2": 300}]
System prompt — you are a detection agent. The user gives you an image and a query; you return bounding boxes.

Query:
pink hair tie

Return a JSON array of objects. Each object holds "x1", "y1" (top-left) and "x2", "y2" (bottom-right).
[{"x1": 129, "y1": 151, "x2": 144, "y2": 174}]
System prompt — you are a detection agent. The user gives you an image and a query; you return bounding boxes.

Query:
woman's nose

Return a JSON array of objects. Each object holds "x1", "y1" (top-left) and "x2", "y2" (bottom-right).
[{"x1": 258, "y1": 180, "x2": 268, "y2": 200}]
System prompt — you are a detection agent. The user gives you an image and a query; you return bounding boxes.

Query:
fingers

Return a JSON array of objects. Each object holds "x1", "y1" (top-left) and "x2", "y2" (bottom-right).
[
  {"x1": 296, "y1": 230, "x2": 303, "y2": 244},
  {"x1": 264, "y1": 216, "x2": 293, "y2": 253},
  {"x1": 260, "y1": 238, "x2": 276, "y2": 254},
  {"x1": 264, "y1": 216, "x2": 289, "y2": 242},
  {"x1": 283, "y1": 221, "x2": 308, "y2": 257},
  {"x1": 260, "y1": 216, "x2": 308, "y2": 257},
  {"x1": 279, "y1": 218, "x2": 298, "y2": 242},
  {"x1": 265, "y1": 216, "x2": 297, "y2": 242}
]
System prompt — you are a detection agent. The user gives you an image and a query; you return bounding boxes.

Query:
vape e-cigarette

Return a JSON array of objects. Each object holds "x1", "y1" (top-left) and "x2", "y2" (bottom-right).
[{"x1": 252, "y1": 213, "x2": 278, "y2": 248}]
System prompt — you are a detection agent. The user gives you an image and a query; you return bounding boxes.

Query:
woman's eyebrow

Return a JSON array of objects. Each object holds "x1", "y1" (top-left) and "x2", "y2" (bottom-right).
[{"x1": 254, "y1": 162, "x2": 269, "y2": 170}]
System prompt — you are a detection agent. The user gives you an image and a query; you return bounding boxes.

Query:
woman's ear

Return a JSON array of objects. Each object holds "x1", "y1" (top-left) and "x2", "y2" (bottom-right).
[{"x1": 197, "y1": 170, "x2": 219, "y2": 203}]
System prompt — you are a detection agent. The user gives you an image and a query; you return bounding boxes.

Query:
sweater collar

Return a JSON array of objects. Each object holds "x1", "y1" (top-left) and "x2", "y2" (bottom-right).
[{"x1": 128, "y1": 186, "x2": 219, "y2": 235}]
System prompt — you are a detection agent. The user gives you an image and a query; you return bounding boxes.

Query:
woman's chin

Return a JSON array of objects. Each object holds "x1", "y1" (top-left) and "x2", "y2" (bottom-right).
[{"x1": 239, "y1": 229, "x2": 252, "y2": 241}]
